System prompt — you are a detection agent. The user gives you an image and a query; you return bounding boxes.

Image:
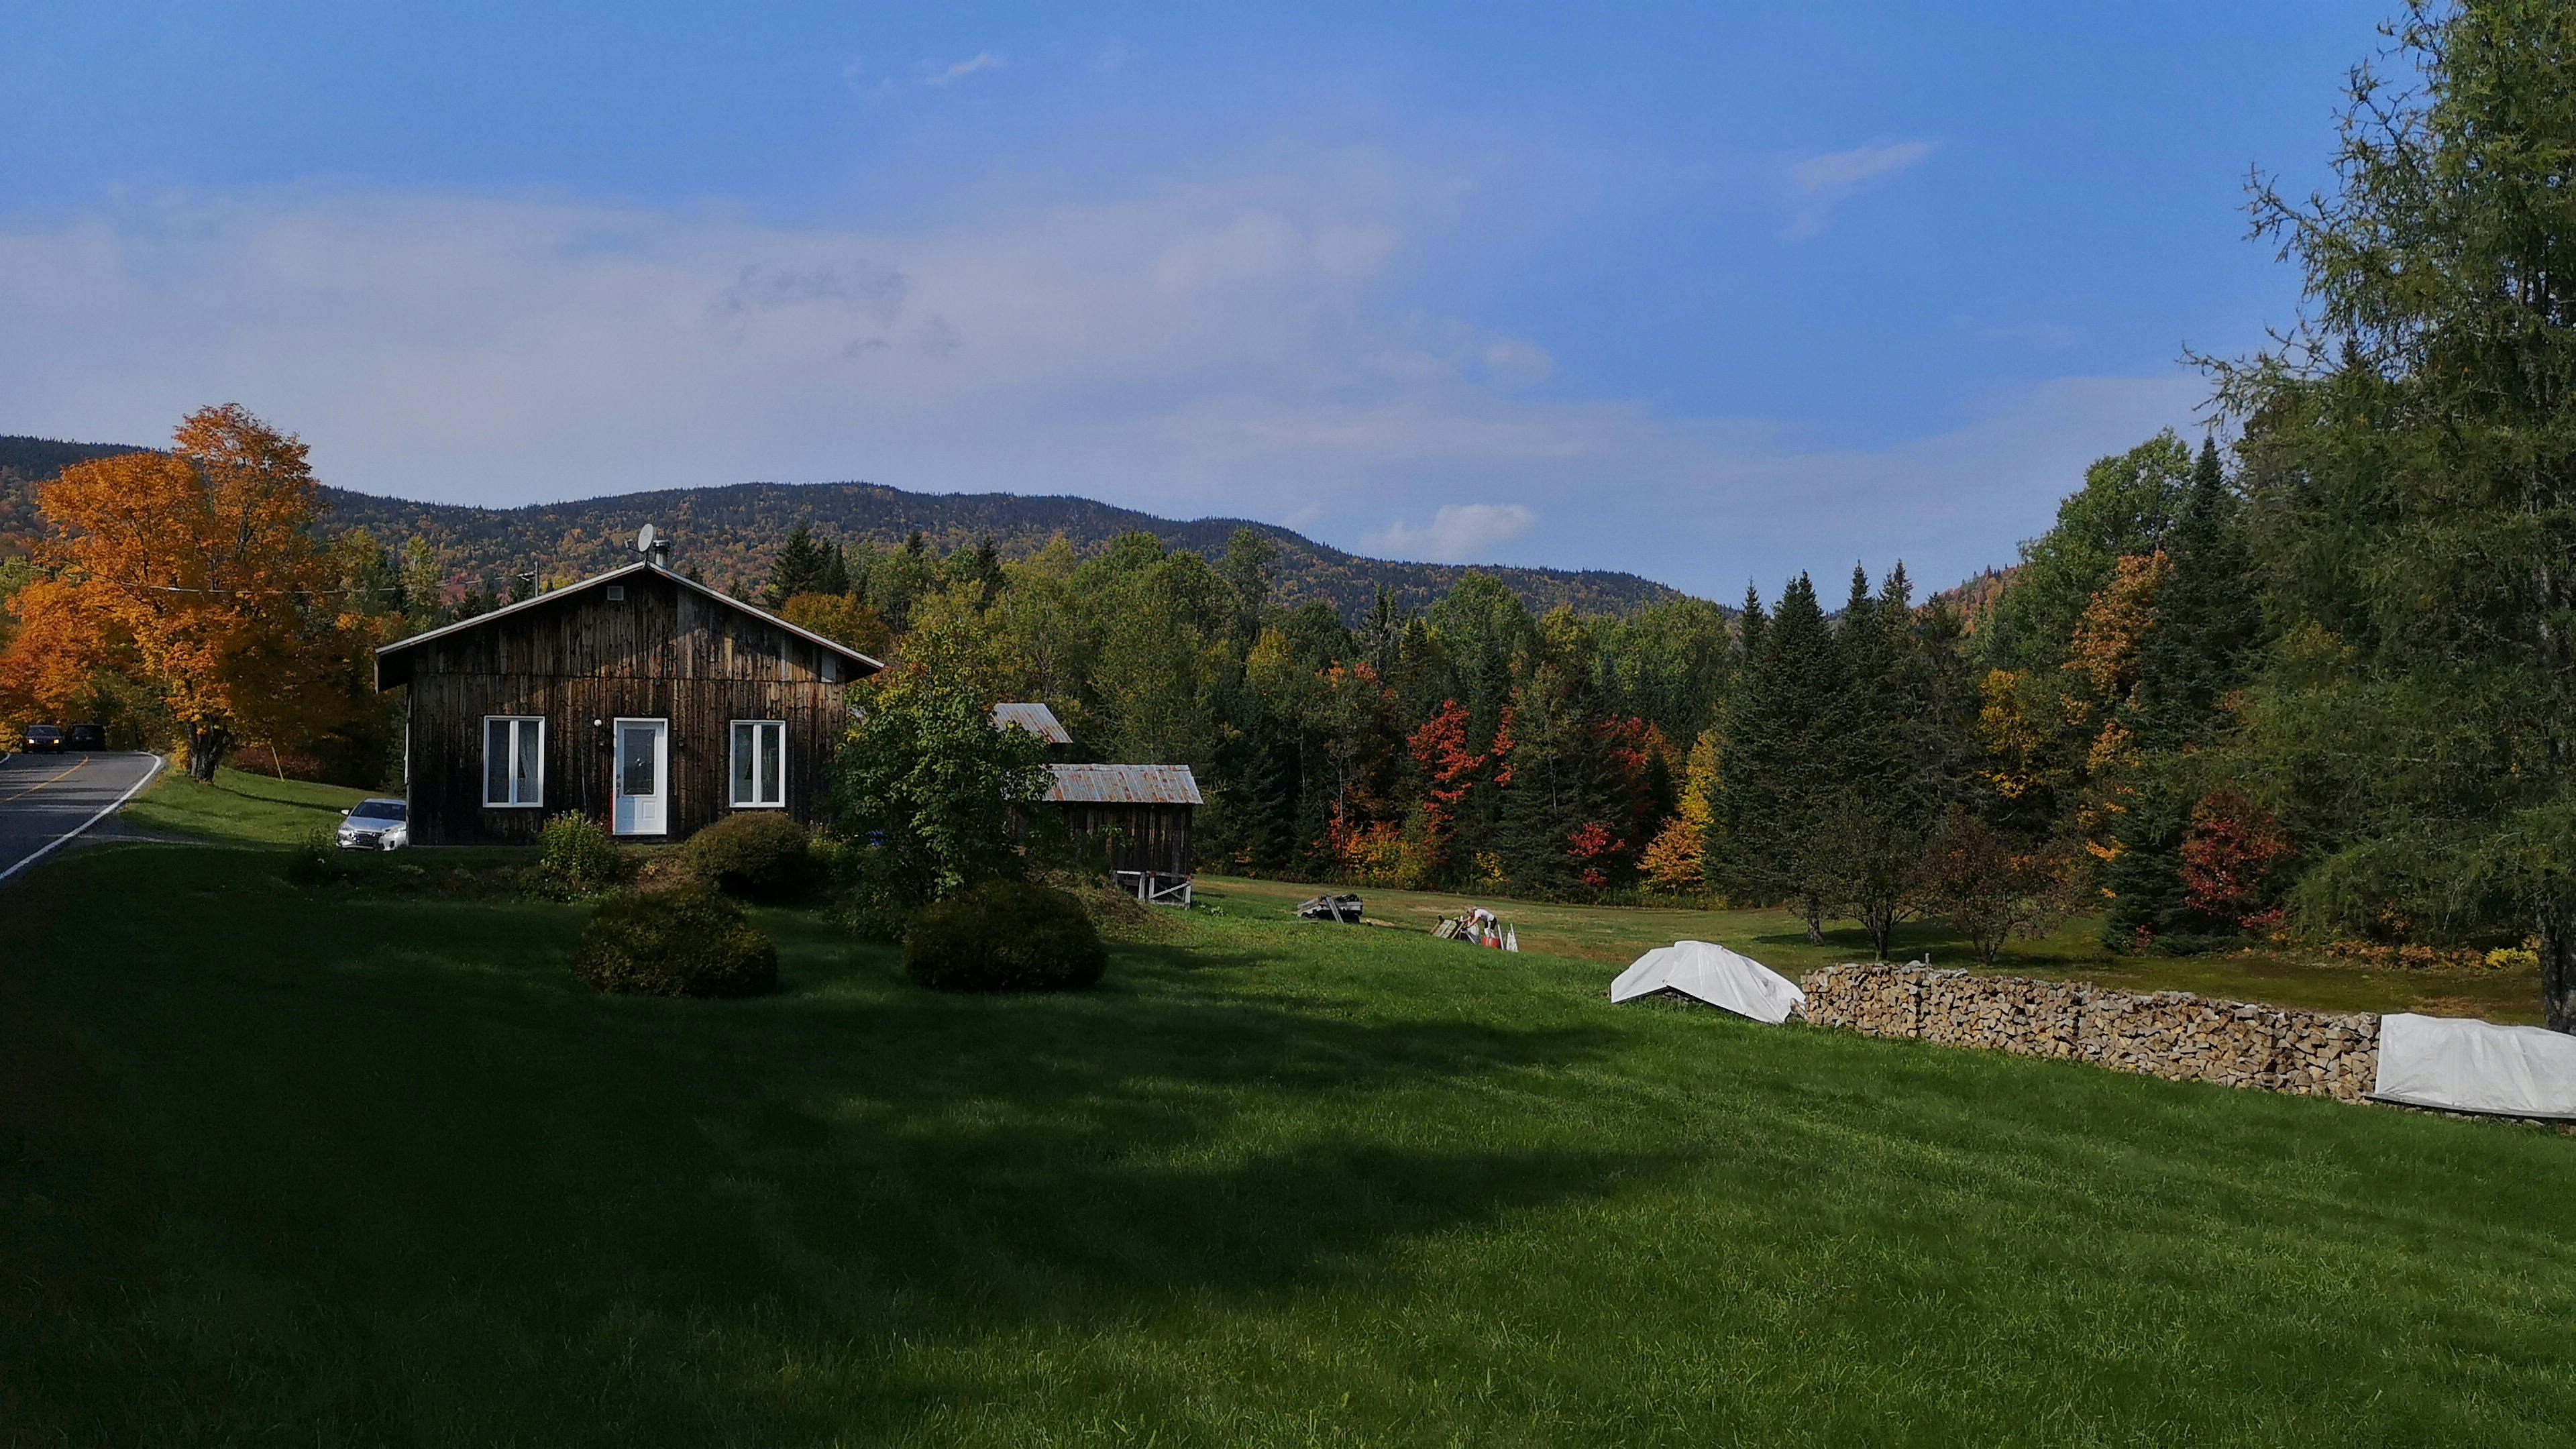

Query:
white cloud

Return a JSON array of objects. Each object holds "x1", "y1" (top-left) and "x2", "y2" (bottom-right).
[
  {"x1": 1095, "y1": 40, "x2": 1130, "y2": 74},
  {"x1": 1792, "y1": 140, "x2": 1936, "y2": 193},
  {"x1": 1480, "y1": 336, "x2": 1554, "y2": 389},
  {"x1": 927, "y1": 52, "x2": 1005, "y2": 87},
  {"x1": 1785, "y1": 138, "x2": 1937, "y2": 240},
  {"x1": 1362, "y1": 503, "x2": 1538, "y2": 563},
  {"x1": 0, "y1": 178, "x2": 2205, "y2": 598}
]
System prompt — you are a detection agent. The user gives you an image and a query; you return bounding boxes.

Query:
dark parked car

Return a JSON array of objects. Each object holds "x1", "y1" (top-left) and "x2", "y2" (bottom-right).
[
  {"x1": 66, "y1": 723, "x2": 105, "y2": 750},
  {"x1": 19, "y1": 724, "x2": 64, "y2": 753}
]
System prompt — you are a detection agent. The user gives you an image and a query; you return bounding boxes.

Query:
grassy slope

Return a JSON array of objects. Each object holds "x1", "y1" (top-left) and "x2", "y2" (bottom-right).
[
  {"x1": 4, "y1": 847, "x2": 2571, "y2": 1446},
  {"x1": 1197, "y1": 875, "x2": 2550, "y2": 1024},
  {"x1": 119, "y1": 766, "x2": 374, "y2": 846}
]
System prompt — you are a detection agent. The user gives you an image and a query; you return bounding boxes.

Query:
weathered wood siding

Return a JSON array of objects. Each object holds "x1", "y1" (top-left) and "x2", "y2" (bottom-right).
[
  {"x1": 394, "y1": 572, "x2": 851, "y2": 846},
  {"x1": 1052, "y1": 803, "x2": 1195, "y2": 877}
]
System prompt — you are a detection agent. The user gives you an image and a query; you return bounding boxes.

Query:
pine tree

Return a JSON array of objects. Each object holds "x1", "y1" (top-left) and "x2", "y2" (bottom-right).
[
  {"x1": 1715, "y1": 574, "x2": 1843, "y2": 941},
  {"x1": 763, "y1": 521, "x2": 831, "y2": 608},
  {"x1": 1813, "y1": 564, "x2": 1968, "y2": 958},
  {"x1": 816, "y1": 541, "x2": 853, "y2": 598}
]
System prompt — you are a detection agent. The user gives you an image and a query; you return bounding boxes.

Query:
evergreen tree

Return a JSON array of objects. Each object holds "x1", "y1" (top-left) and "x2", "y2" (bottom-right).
[
  {"x1": 2102, "y1": 435, "x2": 2262, "y2": 947},
  {"x1": 1816, "y1": 564, "x2": 1971, "y2": 959},
  {"x1": 2218, "y1": 0, "x2": 2576, "y2": 1028},
  {"x1": 1494, "y1": 615, "x2": 1627, "y2": 895},
  {"x1": 816, "y1": 541, "x2": 852, "y2": 598},
  {"x1": 763, "y1": 521, "x2": 832, "y2": 608},
  {"x1": 1715, "y1": 574, "x2": 1843, "y2": 941}
]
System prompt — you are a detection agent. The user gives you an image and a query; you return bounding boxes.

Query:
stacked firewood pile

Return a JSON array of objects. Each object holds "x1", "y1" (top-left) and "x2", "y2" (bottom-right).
[{"x1": 1799, "y1": 964, "x2": 2379, "y2": 1103}]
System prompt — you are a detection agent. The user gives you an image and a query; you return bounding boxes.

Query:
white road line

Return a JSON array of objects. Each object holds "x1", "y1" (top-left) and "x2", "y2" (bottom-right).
[{"x1": 0, "y1": 753, "x2": 166, "y2": 887}]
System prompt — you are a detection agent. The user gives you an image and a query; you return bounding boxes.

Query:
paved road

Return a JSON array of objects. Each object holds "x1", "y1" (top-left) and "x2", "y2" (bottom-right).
[{"x1": 0, "y1": 751, "x2": 165, "y2": 885}]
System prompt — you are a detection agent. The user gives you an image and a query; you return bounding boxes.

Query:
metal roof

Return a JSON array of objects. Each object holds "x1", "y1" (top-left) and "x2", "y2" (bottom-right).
[
  {"x1": 1043, "y1": 763, "x2": 1202, "y2": 806},
  {"x1": 372, "y1": 560, "x2": 887, "y2": 677},
  {"x1": 993, "y1": 702, "x2": 1072, "y2": 744}
]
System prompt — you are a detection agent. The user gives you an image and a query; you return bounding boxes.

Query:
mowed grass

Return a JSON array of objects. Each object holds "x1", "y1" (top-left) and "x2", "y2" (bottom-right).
[
  {"x1": 1197, "y1": 875, "x2": 2551, "y2": 1024},
  {"x1": 118, "y1": 765, "x2": 376, "y2": 846},
  {"x1": 4, "y1": 854, "x2": 2573, "y2": 1445}
]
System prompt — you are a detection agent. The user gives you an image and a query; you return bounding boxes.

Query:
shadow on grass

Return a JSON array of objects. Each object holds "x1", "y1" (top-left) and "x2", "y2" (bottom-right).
[{"x1": 4, "y1": 846, "x2": 1684, "y2": 1443}]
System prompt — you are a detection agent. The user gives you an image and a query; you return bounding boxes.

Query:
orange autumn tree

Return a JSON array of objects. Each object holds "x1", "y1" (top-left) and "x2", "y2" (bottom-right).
[{"x1": 5, "y1": 405, "x2": 358, "y2": 777}]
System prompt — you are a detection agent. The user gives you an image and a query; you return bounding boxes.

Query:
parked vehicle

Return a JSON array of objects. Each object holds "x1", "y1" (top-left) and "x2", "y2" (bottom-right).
[
  {"x1": 336, "y1": 798, "x2": 411, "y2": 851},
  {"x1": 66, "y1": 723, "x2": 105, "y2": 750},
  {"x1": 19, "y1": 724, "x2": 64, "y2": 753}
]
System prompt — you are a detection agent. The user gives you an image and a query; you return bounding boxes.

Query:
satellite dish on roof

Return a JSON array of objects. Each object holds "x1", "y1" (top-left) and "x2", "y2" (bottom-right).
[{"x1": 636, "y1": 524, "x2": 658, "y2": 555}]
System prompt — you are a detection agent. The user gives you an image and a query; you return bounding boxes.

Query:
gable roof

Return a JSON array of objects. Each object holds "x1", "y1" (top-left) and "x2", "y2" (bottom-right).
[
  {"x1": 373, "y1": 561, "x2": 886, "y2": 684},
  {"x1": 1043, "y1": 763, "x2": 1202, "y2": 806},
  {"x1": 993, "y1": 702, "x2": 1072, "y2": 744}
]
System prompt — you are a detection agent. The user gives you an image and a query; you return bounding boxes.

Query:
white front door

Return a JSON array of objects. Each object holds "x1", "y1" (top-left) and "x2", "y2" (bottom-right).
[{"x1": 612, "y1": 718, "x2": 668, "y2": 835}]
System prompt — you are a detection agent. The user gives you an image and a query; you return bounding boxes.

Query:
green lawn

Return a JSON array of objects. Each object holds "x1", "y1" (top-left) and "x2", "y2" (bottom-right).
[
  {"x1": 1195, "y1": 875, "x2": 2551, "y2": 1024},
  {"x1": 118, "y1": 765, "x2": 376, "y2": 845},
  {"x1": 3, "y1": 845, "x2": 2571, "y2": 1445}
]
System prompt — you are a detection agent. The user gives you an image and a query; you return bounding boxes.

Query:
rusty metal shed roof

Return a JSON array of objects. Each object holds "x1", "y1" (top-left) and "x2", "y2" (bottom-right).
[
  {"x1": 1043, "y1": 763, "x2": 1202, "y2": 806},
  {"x1": 993, "y1": 702, "x2": 1072, "y2": 744}
]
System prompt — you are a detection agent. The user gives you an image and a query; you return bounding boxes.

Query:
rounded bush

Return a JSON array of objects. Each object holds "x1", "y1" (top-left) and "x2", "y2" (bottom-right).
[
  {"x1": 903, "y1": 880, "x2": 1106, "y2": 992},
  {"x1": 521, "y1": 812, "x2": 629, "y2": 899},
  {"x1": 685, "y1": 812, "x2": 814, "y2": 902},
  {"x1": 574, "y1": 889, "x2": 779, "y2": 998}
]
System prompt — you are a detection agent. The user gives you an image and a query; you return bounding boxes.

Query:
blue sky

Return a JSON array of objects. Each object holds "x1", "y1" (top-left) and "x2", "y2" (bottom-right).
[{"x1": 0, "y1": 2, "x2": 2369, "y2": 598}]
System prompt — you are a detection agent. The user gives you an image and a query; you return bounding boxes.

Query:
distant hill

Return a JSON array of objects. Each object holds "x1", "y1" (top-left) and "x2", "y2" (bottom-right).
[
  {"x1": 0, "y1": 435, "x2": 1690, "y2": 620},
  {"x1": 0, "y1": 435, "x2": 147, "y2": 553}
]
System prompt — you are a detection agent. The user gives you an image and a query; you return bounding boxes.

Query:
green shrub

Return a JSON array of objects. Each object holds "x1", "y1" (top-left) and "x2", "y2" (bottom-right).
[
  {"x1": 903, "y1": 880, "x2": 1106, "y2": 992},
  {"x1": 285, "y1": 826, "x2": 354, "y2": 886},
  {"x1": 686, "y1": 812, "x2": 814, "y2": 902},
  {"x1": 572, "y1": 889, "x2": 778, "y2": 998},
  {"x1": 520, "y1": 812, "x2": 628, "y2": 900}
]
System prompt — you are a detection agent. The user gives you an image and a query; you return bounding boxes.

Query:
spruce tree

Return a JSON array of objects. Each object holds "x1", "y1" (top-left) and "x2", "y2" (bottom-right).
[
  {"x1": 1715, "y1": 573, "x2": 1843, "y2": 941},
  {"x1": 763, "y1": 521, "x2": 830, "y2": 608},
  {"x1": 816, "y1": 540, "x2": 852, "y2": 598}
]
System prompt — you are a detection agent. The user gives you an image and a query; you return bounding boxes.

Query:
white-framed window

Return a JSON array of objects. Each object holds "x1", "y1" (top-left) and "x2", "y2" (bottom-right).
[
  {"x1": 483, "y1": 716, "x2": 544, "y2": 808},
  {"x1": 731, "y1": 720, "x2": 787, "y2": 808}
]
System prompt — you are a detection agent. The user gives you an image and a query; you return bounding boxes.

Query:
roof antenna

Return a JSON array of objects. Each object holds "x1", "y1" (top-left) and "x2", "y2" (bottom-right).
[{"x1": 637, "y1": 524, "x2": 671, "y2": 570}]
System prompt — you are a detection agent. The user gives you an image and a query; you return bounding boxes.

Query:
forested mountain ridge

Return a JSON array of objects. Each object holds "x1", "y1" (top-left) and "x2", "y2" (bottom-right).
[{"x1": 0, "y1": 436, "x2": 1687, "y2": 620}]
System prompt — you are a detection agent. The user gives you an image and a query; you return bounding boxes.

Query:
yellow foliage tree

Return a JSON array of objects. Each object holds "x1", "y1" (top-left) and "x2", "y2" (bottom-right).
[
  {"x1": 782, "y1": 591, "x2": 893, "y2": 659},
  {"x1": 1638, "y1": 729, "x2": 1720, "y2": 896},
  {"x1": 1, "y1": 405, "x2": 358, "y2": 777}
]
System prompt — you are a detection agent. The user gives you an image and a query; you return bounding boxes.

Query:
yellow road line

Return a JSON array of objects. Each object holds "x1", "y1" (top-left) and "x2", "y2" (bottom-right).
[{"x1": 1, "y1": 756, "x2": 88, "y2": 804}]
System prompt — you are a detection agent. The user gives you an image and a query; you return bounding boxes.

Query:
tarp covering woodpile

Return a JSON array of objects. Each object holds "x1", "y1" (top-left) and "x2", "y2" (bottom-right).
[
  {"x1": 2371, "y1": 1013, "x2": 2576, "y2": 1120},
  {"x1": 1611, "y1": 941, "x2": 1806, "y2": 1024},
  {"x1": 1042, "y1": 764, "x2": 1203, "y2": 805}
]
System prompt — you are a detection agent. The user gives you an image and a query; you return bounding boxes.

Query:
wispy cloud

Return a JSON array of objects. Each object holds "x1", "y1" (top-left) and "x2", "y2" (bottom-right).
[
  {"x1": 927, "y1": 52, "x2": 1005, "y2": 87},
  {"x1": 1784, "y1": 138, "x2": 1937, "y2": 239},
  {"x1": 1363, "y1": 503, "x2": 1538, "y2": 563},
  {"x1": 1793, "y1": 140, "x2": 1935, "y2": 193},
  {"x1": 1094, "y1": 40, "x2": 1130, "y2": 74},
  {"x1": 0, "y1": 174, "x2": 2200, "y2": 596}
]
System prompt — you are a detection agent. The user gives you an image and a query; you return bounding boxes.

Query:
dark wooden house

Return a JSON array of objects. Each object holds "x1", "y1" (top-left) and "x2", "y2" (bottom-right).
[
  {"x1": 375, "y1": 560, "x2": 881, "y2": 846},
  {"x1": 1040, "y1": 763, "x2": 1201, "y2": 904}
]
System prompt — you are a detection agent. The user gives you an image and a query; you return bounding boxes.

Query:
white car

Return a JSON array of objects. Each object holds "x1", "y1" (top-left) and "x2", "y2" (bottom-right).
[{"x1": 337, "y1": 798, "x2": 411, "y2": 851}]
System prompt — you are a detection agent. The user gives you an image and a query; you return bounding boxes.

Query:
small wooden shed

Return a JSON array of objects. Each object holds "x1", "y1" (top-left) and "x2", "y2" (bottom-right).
[
  {"x1": 374, "y1": 559, "x2": 881, "y2": 846},
  {"x1": 1043, "y1": 763, "x2": 1201, "y2": 904}
]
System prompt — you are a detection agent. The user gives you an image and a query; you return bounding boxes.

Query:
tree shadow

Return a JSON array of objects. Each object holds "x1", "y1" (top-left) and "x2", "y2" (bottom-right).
[{"x1": 4, "y1": 851, "x2": 1697, "y2": 1442}]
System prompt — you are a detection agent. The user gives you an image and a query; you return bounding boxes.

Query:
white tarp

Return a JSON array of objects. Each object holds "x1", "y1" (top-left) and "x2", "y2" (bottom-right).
[
  {"x1": 1611, "y1": 940, "x2": 1807, "y2": 1024},
  {"x1": 2371, "y1": 1012, "x2": 2576, "y2": 1120}
]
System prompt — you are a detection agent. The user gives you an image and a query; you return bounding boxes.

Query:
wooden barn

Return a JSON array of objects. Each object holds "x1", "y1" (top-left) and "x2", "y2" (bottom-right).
[
  {"x1": 1041, "y1": 763, "x2": 1202, "y2": 904},
  {"x1": 375, "y1": 555, "x2": 881, "y2": 846}
]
